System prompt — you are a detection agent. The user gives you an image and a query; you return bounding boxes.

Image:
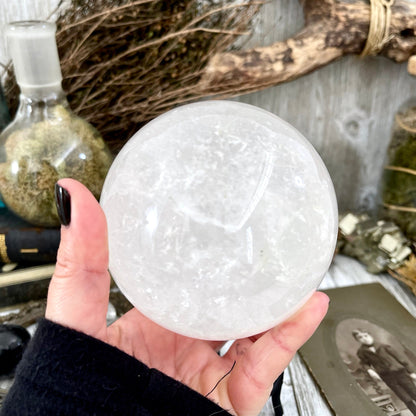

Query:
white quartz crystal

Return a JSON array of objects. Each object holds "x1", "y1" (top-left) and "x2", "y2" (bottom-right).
[{"x1": 100, "y1": 101, "x2": 338, "y2": 340}]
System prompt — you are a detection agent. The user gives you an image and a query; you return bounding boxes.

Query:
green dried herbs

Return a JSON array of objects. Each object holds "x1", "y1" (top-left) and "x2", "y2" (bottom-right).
[
  {"x1": 381, "y1": 101, "x2": 416, "y2": 241},
  {"x1": 0, "y1": 105, "x2": 112, "y2": 227}
]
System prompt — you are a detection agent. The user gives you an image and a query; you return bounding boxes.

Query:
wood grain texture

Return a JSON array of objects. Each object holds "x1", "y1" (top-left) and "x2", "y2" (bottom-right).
[
  {"x1": 202, "y1": 0, "x2": 416, "y2": 95},
  {"x1": 234, "y1": 1, "x2": 416, "y2": 214},
  {"x1": 289, "y1": 354, "x2": 333, "y2": 415}
]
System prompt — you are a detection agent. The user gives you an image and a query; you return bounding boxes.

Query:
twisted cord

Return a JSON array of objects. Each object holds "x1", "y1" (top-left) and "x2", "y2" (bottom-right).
[{"x1": 361, "y1": 0, "x2": 394, "y2": 56}]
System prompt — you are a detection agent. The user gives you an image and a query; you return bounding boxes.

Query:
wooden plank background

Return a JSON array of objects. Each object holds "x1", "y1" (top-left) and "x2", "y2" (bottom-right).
[{"x1": 1, "y1": 0, "x2": 416, "y2": 215}]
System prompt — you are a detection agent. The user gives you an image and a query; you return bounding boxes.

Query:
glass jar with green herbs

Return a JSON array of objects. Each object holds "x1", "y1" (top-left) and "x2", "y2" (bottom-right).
[{"x1": 0, "y1": 21, "x2": 112, "y2": 227}]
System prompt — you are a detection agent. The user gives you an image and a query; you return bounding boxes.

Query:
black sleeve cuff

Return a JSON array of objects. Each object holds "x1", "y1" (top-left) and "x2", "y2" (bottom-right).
[{"x1": 1, "y1": 319, "x2": 232, "y2": 416}]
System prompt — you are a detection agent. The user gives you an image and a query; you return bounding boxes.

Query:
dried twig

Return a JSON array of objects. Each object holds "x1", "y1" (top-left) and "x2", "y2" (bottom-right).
[
  {"x1": 4, "y1": 0, "x2": 416, "y2": 153},
  {"x1": 4, "y1": 0, "x2": 261, "y2": 152}
]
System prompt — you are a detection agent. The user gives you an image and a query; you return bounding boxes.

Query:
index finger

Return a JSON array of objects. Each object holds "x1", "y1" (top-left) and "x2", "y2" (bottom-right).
[{"x1": 227, "y1": 291, "x2": 329, "y2": 415}]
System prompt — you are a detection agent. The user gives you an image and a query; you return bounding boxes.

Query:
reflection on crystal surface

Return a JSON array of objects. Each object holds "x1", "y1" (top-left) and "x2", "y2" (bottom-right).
[{"x1": 101, "y1": 101, "x2": 338, "y2": 340}]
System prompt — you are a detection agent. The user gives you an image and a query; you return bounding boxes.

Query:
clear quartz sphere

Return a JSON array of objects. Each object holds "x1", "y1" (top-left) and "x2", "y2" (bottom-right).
[{"x1": 101, "y1": 101, "x2": 338, "y2": 340}]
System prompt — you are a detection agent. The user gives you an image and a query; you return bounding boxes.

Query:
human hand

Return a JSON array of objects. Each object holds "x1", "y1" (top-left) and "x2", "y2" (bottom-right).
[{"x1": 47, "y1": 179, "x2": 329, "y2": 416}]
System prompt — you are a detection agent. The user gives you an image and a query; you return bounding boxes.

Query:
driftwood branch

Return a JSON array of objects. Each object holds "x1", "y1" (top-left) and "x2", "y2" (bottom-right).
[{"x1": 199, "y1": 0, "x2": 416, "y2": 96}]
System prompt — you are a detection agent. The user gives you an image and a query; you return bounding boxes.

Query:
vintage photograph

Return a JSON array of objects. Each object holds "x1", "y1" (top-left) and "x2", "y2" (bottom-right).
[
  {"x1": 336, "y1": 318, "x2": 416, "y2": 415},
  {"x1": 300, "y1": 283, "x2": 416, "y2": 416}
]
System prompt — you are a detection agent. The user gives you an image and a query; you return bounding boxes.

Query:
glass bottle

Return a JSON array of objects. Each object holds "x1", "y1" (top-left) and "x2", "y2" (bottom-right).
[
  {"x1": 0, "y1": 84, "x2": 11, "y2": 210},
  {"x1": 0, "y1": 84, "x2": 11, "y2": 133},
  {"x1": 0, "y1": 21, "x2": 113, "y2": 227},
  {"x1": 381, "y1": 97, "x2": 416, "y2": 240}
]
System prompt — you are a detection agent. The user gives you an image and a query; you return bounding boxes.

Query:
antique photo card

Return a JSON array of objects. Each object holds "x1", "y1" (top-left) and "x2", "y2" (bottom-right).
[{"x1": 299, "y1": 283, "x2": 416, "y2": 416}]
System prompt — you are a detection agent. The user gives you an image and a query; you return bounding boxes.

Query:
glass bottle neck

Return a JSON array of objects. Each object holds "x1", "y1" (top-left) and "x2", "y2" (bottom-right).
[
  {"x1": 15, "y1": 88, "x2": 70, "y2": 121},
  {"x1": 19, "y1": 85, "x2": 67, "y2": 102}
]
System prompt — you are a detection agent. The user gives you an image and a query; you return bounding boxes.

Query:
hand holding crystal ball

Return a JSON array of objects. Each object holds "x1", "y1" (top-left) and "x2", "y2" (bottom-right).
[{"x1": 100, "y1": 101, "x2": 338, "y2": 340}]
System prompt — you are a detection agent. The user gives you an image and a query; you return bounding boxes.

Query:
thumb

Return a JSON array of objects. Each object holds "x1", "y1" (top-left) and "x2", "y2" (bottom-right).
[{"x1": 45, "y1": 178, "x2": 110, "y2": 339}]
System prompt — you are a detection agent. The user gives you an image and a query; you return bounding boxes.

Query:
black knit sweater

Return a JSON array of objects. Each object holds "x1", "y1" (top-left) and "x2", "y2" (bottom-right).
[{"x1": 1, "y1": 319, "x2": 232, "y2": 415}]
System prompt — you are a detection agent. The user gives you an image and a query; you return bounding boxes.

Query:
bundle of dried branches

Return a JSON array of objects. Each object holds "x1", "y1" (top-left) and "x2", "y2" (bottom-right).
[
  {"x1": 4, "y1": 0, "x2": 416, "y2": 152},
  {"x1": 4, "y1": 0, "x2": 261, "y2": 152}
]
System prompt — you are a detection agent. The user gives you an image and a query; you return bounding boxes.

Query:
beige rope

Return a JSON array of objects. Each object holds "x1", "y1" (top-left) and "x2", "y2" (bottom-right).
[
  {"x1": 385, "y1": 165, "x2": 416, "y2": 177},
  {"x1": 361, "y1": 0, "x2": 394, "y2": 57},
  {"x1": 383, "y1": 202, "x2": 416, "y2": 213}
]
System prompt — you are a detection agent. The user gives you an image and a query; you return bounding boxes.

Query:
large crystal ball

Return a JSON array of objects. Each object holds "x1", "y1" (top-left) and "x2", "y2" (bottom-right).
[{"x1": 101, "y1": 101, "x2": 338, "y2": 340}]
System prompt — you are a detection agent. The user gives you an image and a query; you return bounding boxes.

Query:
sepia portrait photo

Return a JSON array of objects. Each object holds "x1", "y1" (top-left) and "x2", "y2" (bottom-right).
[
  {"x1": 336, "y1": 318, "x2": 416, "y2": 415},
  {"x1": 300, "y1": 283, "x2": 416, "y2": 416}
]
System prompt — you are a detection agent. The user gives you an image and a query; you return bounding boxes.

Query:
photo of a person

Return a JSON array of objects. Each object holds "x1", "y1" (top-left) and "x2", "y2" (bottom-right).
[
  {"x1": 352, "y1": 329, "x2": 416, "y2": 415},
  {"x1": 335, "y1": 317, "x2": 416, "y2": 415},
  {"x1": 300, "y1": 284, "x2": 416, "y2": 416}
]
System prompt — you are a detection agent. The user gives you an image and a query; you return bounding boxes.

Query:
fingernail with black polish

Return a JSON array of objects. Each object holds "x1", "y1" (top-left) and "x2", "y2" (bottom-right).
[{"x1": 55, "y1": 183, "x2": 71, "y2": 226}]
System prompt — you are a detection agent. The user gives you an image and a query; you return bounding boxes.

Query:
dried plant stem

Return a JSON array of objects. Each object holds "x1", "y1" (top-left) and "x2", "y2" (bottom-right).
[{"x1": 4, "y1": 0, "x2": 261, "y2": 152}]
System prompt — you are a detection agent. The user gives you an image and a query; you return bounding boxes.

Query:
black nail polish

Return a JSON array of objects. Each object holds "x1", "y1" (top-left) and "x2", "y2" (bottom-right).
[{"x1": 55, "y1": 183, "x2": 71, "y2": 226}]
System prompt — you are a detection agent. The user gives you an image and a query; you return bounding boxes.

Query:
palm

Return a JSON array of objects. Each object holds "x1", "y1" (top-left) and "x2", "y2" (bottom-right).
[
  {"x1": 101, "y1": 291, "x2": 327, "y2": 416},
  {"x1": 107, "y1": 308, "x2": 236, "y2": 410},
  {"x1": 47, "y1": 179, "x2": 329, "y2": 416}
]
